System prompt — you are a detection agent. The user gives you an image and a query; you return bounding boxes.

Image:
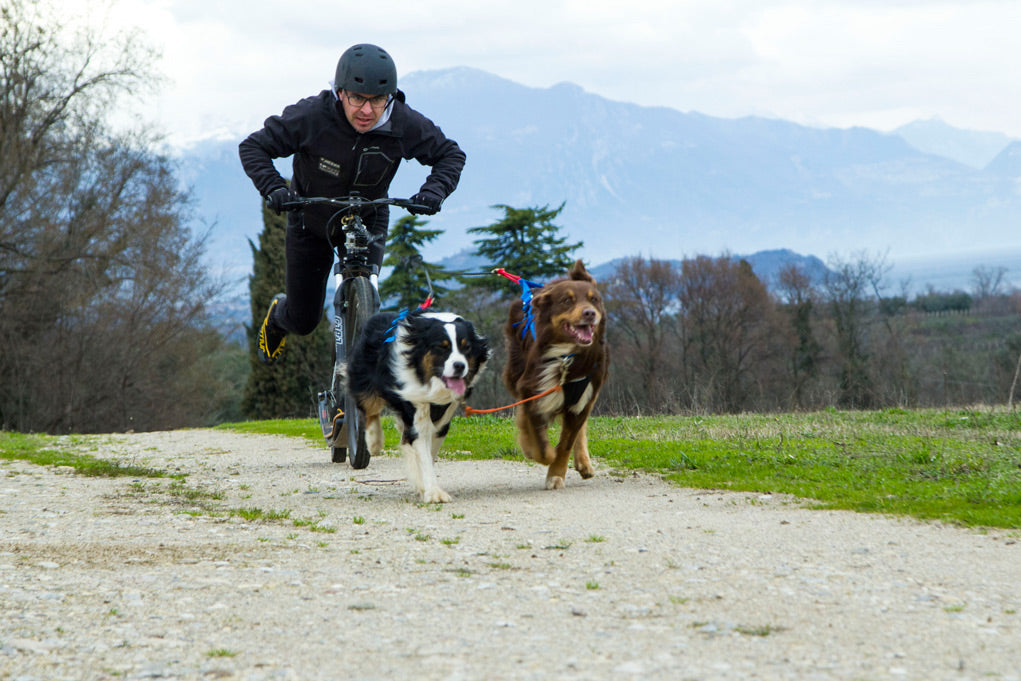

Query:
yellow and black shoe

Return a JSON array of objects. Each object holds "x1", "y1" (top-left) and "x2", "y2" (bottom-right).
[{"x1": 258, "y1": 294, "x2": 287, "y2": 365}]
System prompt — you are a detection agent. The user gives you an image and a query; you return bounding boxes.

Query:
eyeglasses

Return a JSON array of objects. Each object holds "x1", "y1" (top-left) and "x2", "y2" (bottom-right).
[{"x1": 343, "y1": 91, "x2": 390, "y2": 110}]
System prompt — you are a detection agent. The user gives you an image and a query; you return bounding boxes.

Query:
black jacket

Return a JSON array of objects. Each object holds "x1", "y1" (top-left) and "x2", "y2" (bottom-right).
[{"x1": 239, "y1": 89, "x2": 465, "y2": 265}]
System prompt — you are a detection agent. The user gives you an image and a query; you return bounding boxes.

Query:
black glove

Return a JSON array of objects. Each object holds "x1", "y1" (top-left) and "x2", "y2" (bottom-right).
[
  {"x1": 266, "y1": 186, "x2": 299, "y2": 214},
  {"x1": 407, "y1": 191, "x2": 442, "y2": 216}
]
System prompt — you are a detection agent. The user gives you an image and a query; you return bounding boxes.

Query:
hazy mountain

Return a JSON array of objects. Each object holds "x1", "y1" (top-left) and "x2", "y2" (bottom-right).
[
  {"x1": 394, "y1": 68, "x2": 1020, "y2": 267},
  {"x1": 588, "y1": 249, "x2": 830, "y2": 289},
  {"x1": 985, "y1": 141, "x2": 1021, "y2": 176},
  {"x1": 893, "y1": 117, "x2": 1015, "y2": 169},
  {"x1": 179, "y1": 67, "x2": 1021, "y2": 300}
]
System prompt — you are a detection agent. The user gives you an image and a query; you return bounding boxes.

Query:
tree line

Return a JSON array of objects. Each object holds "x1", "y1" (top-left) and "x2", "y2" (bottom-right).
[
  {"x1": 601, "y1": 253, "x2": 1020, "y2": 415},
  {"x1": 244, "y1": 201, "x2": 1021, "y2": 421}
]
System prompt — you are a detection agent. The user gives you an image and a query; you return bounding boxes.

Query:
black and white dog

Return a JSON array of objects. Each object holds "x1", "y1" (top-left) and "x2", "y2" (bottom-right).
[{"x1": 347, "y1": 309, "x2": 490, "y2": 502}]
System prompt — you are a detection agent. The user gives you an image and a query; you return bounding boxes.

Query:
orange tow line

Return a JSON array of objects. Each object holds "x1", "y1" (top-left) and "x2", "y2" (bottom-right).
[{"x1": 463, "y1": 385, "x2": 562, "y2": 415}]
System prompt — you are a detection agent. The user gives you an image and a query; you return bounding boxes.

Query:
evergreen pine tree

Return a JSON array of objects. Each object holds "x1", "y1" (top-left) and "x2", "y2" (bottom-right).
[
  {"x1": 380, "y1": 215, "x2": 454, "y2": 310},
  {"x1": 241, "y1": 202, "x2": 332, "y2": 419},
  {"x1": 463, "y1": 203, "x2": 582, "y2": 292}
]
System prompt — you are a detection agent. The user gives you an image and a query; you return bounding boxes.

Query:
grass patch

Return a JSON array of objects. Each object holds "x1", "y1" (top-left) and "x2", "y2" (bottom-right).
[
  {"x1": 735, "y1": 624, "x2": 786, "y2": 637},
  {"x1": 0, "y1": 432, "x2": 171, "y2": 478},
  {"x1": 167, "y1": 480, "x2": 223, "y2": 502},
  {"x1": 544, "y1": 540, "x2": 572, "y2": 550},
  {"x1": 228, "y1": 507, "x2": 291, "y2": 521},
  {"x1": 292, "y1": 517, "x2": 336, "y2": 533},
  {"x1": 215, "y1": 418, "x2": 324, "y2": 444}
]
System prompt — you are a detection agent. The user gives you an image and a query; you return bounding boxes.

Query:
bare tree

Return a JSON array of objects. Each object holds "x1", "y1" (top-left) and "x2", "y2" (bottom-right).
[
  {"x1": 0, "y1": 0, "x2": 226, "y2": 433},
  {"x1": 603, "y1": 256, "x2": 683, "y2": 412},
  {"x1": 822, "y1": 251, "x2": 890, "y2": 408},
  {"x1": 971, "y1": 265, "x2": 1008, "y2": 300},
  {"x1": 971, "y1": 264, "x2": 1013, "y2": 314},
  {"x1": 677, "y1": 255, "x2": 775, "y2": 413}
]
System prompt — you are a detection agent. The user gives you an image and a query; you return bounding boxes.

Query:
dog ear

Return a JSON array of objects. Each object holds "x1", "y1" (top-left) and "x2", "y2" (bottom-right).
[
  {"x1": 476, "y1": 333, "x2": 492, "y2": 360},
  {"x1": 531, "y1": 289, "x2": 552, "y2": 317},
  {"x1": 568, "y1": 259, "x2": 594, "y2": 283},
  {"x1": 468, "y1": 322, "x2": 489, "y2": 350}
]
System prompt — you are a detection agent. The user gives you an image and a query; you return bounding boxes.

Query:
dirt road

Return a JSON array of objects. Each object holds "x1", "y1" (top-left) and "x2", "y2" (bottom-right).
[{"x1": 2, "y1": 429, "x2": 1019, "y2": 680}]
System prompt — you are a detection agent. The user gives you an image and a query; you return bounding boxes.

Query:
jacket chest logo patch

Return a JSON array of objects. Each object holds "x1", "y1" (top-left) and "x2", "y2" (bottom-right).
[{"x1": 318, "y1": 157, "x2": 341, "y2": 177}]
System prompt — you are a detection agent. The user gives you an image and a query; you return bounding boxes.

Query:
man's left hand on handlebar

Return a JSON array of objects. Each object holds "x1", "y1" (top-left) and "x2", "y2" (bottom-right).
[
  {"x1": 407, "y1": 191, "x2": 442, "y2": 216},
  {"x1": 266, "y1": 186, "x2": 300, "y2": 214}
]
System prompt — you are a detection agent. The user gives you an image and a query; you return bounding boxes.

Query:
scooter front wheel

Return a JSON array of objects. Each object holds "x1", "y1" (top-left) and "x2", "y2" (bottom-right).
[{"x1": 343, "y1": 277, "x2": 375, "y2": 470}]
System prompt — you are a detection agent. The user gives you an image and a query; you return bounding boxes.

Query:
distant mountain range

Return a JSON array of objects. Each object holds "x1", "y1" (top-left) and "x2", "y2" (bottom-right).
[
  {"x1": 176, "y1": 67, "x2": 1021, "y2": 300},
  {"x1": 892, "y1": 118, "x2": 1016, "y2": 169}
]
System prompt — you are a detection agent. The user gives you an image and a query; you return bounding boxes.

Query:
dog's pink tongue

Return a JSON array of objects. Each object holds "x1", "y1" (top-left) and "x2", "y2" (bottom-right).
[
  {"x1": 444, "y1": 377, "x2": 467, "y2": 396},
  {"x1": 573, "y1": 324, "x2": 594, "y2": 344}
]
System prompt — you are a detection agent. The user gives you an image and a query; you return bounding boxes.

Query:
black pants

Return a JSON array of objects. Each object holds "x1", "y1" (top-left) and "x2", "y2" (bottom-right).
[{"x1": 272, "y1": 221, "x2": 334, "y2": 336}]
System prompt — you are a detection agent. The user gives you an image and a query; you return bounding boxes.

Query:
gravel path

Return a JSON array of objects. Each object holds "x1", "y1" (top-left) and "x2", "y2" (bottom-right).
[{"x1": 2, "y1": 429, "x2": 1019, "y2": 681}]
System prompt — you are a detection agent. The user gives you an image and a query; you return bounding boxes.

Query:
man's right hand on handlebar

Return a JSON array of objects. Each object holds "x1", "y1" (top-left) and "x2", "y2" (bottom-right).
[{"x1": 266, "y1": 186, "x2": 300, "y2": 214}]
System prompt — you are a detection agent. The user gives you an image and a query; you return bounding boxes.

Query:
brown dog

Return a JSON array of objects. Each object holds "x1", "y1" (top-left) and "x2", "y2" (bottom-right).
[{"x1": 503, "y1": 259, "x2": 609, "y2": 489}]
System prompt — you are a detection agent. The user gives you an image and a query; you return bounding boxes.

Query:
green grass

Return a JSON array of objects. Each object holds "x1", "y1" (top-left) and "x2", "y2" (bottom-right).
[
  {"x1": 293, "y1": 517, "x2": 337, "y2": 533},
  {"x1": 0, "y1": 432, "x2": 171, "y2": 478},
  {"x1": 215, "y1": 418, "x2": 325, "y2": 444},
  {"x1": 735, "y1": 624, "x2": 786, "y2": 637},
  {"x1": 217, "y1": 407, "x2": 1021, "y2": 529},
  {"x1": 228, "y1": 507, "x2": 292, "y2": 522}
]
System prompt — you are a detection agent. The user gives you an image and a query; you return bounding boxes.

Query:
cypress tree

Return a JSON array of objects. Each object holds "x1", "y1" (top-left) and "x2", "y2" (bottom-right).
[
  {"x1": 241, "y1": 202, "x2": 332, "y2": 419},
  {"x1": 380, "y1": 215, "x2": 454, "y2": 310}
]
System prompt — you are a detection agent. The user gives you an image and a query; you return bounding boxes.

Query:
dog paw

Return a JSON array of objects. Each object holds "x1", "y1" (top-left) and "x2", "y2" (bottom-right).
[
  {"x1": 520, "y1": 448, "x2": 550, "y2": 464},
  {"x1": 421, "y1": 487, "x2": 452, "y2": 503},
  {"x1": 545, "y1": 475, "x2": 565, "y2": 490},
  {"x1": 577, "y1": 464, "x2": 595, "y2": 479}
]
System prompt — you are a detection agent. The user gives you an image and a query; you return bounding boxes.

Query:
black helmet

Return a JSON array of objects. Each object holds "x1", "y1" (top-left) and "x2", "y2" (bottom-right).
[{"x1": 334, "y1": 44, "x2": 397, "y2": 95}]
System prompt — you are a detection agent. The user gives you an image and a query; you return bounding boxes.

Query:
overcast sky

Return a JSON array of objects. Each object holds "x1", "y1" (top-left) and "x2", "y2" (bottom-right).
[{"x1": 80, "y1": 0, "x2": 1021, "y2": 147}]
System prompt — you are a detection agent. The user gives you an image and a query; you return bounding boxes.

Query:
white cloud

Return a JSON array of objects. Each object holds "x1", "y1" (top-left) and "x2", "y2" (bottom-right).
[{"x1": 83, "y1": 0, "x2": 1021, "y2": 144}]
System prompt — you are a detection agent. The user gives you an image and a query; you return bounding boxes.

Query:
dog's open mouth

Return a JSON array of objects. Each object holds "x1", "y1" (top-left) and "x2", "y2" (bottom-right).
[
  {"x1": 443, "y1": 376, "x2": 467, "y2": 396},
  {"x1": 565, "y1": 322, "x2": 594, "y2": 345}
]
